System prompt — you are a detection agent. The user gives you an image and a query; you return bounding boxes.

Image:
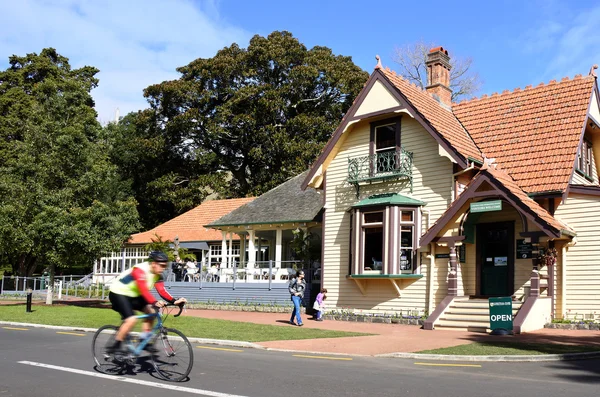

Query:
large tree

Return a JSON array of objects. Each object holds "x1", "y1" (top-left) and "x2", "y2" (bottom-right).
[
  {"x1": 101, "y1": 112, "x2": 221, "y2": 230},
  {"x1": 392, "y1": 40, "x2": 482, "y2": 101},
  {"x1": 138, "y1": 31, "x2": 368, "y2": 214},
  {"x1": 0, "y1": 48, "x2": 140, "y2": 285}
]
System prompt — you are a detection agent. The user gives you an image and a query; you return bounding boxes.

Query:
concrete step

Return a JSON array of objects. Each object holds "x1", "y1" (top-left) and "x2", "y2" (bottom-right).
[
  {"x1": 440, "y1": 313, "x2": 490, "y2": 322},
  {"x1": 433, "y1": 298, "x2": 522, "y2": 332},
  {"x1": 445, "y1": 307, "x2": 520, "y2": 315},
  {"x1": 434, "y1": 320, "x2": 490, "y2": 333}
]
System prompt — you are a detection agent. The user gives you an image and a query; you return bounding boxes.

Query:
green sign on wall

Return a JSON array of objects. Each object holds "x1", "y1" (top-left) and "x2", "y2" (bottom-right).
[
  {"x1": 471, "y1": 200, "x2": 502, "y2": 213},
  {"x1": 489, "y1": 297, "x2": 513, "y2": 333}
]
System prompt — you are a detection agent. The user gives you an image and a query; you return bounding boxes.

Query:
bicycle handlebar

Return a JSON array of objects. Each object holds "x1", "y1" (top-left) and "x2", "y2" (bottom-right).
[{"x1": 152, "y1": 302, "x2": 185, "y2": 317}]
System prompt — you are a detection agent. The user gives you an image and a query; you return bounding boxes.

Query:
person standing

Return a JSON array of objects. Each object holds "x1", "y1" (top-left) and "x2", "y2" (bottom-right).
[
  {"x1": 288, "y1": 270, "x2": 306, "y2": 326},
  {"x1": 314, "y1": 288, "x2": 327, "y2": 321}
]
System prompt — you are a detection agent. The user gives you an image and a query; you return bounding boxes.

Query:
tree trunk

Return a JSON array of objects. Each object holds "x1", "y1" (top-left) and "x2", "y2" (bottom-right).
[{"x1": 45, "y1": 264, "x2": 55, "y2": 305}]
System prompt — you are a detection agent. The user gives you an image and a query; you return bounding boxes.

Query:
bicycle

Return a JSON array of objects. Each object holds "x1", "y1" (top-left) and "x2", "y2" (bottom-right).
[{"x1": 92, "y1": 303, "x2": 194, "y2": 382}]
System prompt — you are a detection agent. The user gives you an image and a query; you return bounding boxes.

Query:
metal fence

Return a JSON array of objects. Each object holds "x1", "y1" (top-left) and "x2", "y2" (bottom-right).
[{"x1": 1, "y1": 266, "x2": 319, "y2": 309}]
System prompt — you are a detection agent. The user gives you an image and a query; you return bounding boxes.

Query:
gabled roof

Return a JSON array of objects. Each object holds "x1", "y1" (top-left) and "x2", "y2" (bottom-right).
[
  {"x1": 209, "y1": 171, "x2": 323, "y2": 228},
  {"x1": 302, "y1": 68, "x2": 483, "y2": 189},
  {"x1": 379, "y1": 68, "x2": 482, "y2": 163},
  {"x1": 128, "y1": 197, "x2": 255, "y2": 244},
  {"x1": 420, "y1": 162, "x2": 574, "y2": 247},
  {"x1": 454, "y1": 75, "x2": 596, "y2": 194}
]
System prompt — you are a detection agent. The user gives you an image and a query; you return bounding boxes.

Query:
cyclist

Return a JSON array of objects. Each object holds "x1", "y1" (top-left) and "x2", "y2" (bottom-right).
[{"x1": 107, "y1": 251, "x2": 187, "y2": 354}]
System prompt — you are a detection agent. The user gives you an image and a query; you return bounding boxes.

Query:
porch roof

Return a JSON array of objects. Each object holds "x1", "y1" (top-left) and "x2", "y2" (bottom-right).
[
  {"x1": 207, "y1": 170, "x2": 324, "y2": 228},
  {"x1": 420, "y1": 161, "x2": 575, "y2": 247}
]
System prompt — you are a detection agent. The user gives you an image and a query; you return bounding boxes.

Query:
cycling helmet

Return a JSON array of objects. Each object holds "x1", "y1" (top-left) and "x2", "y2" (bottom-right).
[{"x1": 148, "y1": 251, "x2": 169, "y2": 263}]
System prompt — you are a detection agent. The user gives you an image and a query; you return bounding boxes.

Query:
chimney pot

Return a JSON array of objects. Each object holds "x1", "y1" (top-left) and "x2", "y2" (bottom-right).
[{"x1": 426, "y1": 46, "x2": 452, "y2": 107}]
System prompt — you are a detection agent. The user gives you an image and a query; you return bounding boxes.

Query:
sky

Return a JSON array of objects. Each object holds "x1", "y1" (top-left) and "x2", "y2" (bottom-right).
[{"x1": 1, "y1": 0, "x2": 599, "y2": 124}]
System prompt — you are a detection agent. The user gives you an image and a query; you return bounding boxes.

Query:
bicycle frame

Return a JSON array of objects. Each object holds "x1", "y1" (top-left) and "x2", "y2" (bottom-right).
[
  {"x1": 125, "y1": 311, "x2": 163, "y2": 356},
  {"x1": 125, "y1": 304, "x2": 183, "y2": 357}
]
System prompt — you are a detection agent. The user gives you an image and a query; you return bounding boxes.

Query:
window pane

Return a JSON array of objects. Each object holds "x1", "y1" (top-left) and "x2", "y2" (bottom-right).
[
  {"x1": 376, "y1": 124, "x2": 396, "y2": 150},
  {"x1": 399, "y1": 249, "x2": 412, "y2": 270},
  {"x1": 401, "y1": 211, "x2": 413, "y2": 222},
  {"x1": 400, "y1": 226, "x2": 413, "y2": 271},
  {"x1": 364, "y1": 227, "x2": 383, "y2": 272},
  {"x1": 364, "y1": 212, "x2": 383, "y2": 224},
  {"x1": 400, "y1": 226, "x2": 413, "y2": 248}
]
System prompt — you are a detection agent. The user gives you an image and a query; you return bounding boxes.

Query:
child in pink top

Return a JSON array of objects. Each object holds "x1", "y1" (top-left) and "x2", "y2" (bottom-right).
[{"x1": 314, "y1": 288, "x2": 327, "y2": 321}]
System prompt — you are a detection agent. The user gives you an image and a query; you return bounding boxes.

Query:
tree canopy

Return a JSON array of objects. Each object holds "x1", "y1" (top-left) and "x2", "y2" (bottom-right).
[
  {"x1": 392, "y1": 40, "x2": 482, "y2": 101},
  {"x1": 0, "y1": 48, "x2": 140, "y2": 277},
  {"x1": 126, "y1": 31, "x2": 368, "y2": 227}
]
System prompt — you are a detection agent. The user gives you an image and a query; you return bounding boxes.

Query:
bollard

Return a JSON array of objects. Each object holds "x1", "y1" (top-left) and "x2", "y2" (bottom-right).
[{"x1": 26, "y1": 288, "x2": 33, "y2": 312}]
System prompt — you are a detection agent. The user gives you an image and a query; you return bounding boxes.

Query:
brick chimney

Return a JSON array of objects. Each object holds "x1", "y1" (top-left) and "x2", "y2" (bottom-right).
[{"x1": 426, "y1": 47, "x2": 452, "y2": 107}]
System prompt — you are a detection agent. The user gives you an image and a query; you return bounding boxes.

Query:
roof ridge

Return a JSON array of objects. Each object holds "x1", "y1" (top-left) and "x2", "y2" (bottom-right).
[{"x1": 455, "y1": 73, "x2": 594, "y2": 106}]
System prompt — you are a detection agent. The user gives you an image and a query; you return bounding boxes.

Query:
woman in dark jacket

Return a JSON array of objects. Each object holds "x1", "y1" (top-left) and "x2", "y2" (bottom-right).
[{"x1": 288, "y1": 270, "x2": 306, "y2": 326}]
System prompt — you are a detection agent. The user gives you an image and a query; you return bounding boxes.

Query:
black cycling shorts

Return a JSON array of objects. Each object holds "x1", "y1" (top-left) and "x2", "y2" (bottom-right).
[{"x1": 109, "y1": 292, "x2": 148, "y2": 319}]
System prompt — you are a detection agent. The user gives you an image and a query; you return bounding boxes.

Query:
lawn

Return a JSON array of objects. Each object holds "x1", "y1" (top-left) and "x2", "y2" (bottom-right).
[
  {"x1": 418, "y1": 342, "x2": 600, "y2": 355},
  {"x1": 0, "y1": 304, "x2": 370, "y2": 342}
]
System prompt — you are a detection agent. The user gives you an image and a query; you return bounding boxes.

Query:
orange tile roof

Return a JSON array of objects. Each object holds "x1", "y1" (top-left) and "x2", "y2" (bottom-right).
[
  {"x1": 454, "y1": 75, "x2": 595, "y2": 194},
  {"x1": 380, "y1": 68, "x2": 483, "y2": 163},
  {"x1": 128, "y1": 197, "x2": 255, "y2": 244}
]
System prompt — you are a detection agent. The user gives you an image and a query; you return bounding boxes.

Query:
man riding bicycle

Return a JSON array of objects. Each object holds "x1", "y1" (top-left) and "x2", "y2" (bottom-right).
[{"x1": 107, "y1": 251, "x2": 187, "y2": 354}]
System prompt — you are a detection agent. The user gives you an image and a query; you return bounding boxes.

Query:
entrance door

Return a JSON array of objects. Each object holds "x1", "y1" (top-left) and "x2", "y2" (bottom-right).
[{"x1": 477, "y1": 222, "x2": 514, "y2": 296}]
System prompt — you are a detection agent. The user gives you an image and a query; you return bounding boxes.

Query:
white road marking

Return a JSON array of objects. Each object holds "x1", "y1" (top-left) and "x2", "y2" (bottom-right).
[{"x1": 18, "y1": 361, "x2": 251, "y2": 397}]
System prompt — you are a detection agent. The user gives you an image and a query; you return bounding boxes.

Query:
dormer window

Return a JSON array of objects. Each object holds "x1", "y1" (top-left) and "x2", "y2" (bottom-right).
[
  {"x1": 576, "y1": 139, "x2": 593, "y2": 179},
  {"x1": 371, "y1": 118, "x2": 401, "y2": 156}
]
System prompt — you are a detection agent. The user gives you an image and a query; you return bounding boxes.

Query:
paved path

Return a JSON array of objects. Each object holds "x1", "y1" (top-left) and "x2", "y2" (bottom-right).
[
  {"x1": 3, "y1": 299, "x2": 600, "y2": 359},
  {"x1": 187, "y1": 308, "x2": 600, "y2": 356}
]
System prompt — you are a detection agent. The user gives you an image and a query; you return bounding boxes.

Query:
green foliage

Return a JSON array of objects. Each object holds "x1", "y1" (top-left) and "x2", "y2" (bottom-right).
[
  {"x1": 143, "y1": 233, "x2": 195, "y2": 261},
  {"x1": 122, "y1": 31, "x2": 368, "y2": 227},
  {"x1": 290, "y1": 228, "x2": 320, "y2": 267},
  {"x1": 101, "y1": 112, "x2": 224, "y2": 229},
  {"x1": 0, "y1": 48, "x2": 140, "y2": 277}
]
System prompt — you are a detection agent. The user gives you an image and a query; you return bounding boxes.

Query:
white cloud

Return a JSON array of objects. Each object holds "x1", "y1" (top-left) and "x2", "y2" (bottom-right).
[
  {"x1": 518, "y1": 4, "x2": 600, "y2": 81},
  {"x1": 0, "y1": 0, "x2": 251, "y2": 123}
]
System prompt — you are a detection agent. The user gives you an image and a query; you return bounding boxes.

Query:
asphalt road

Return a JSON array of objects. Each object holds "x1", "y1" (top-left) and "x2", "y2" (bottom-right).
[{"x1": 2, "y1": 325, "x2": 600, "y2": 397}]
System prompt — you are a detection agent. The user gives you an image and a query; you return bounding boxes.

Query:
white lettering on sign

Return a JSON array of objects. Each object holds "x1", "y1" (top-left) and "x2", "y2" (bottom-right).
[{"x1": 490, "y1": 314, "x2": 512, "y2": 322}]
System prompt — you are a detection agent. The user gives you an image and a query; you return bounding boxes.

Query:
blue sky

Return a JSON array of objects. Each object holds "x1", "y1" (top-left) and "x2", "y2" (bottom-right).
[{"x1": 1, "y1": 0, "x2": 599, "y2": 123}]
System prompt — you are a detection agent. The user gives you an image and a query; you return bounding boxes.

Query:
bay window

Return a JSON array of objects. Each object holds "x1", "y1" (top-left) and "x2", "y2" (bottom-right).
[{"x1": 350, "y1": 195, "x2": 423, "y2": 275}]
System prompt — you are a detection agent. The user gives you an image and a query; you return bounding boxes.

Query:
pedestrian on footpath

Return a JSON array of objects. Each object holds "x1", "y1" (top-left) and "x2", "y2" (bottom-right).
[
  {"x1": 313, "y1": 288, "x2": 327, "y2": 321},
  {"x1": 289, "y1": 270, "x2": 306, "y2": 326}
]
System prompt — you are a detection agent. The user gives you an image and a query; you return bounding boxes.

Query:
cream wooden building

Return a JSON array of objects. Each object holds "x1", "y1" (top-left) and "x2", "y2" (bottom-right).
[{"x1": 301, "y1": 48, "x2": 600, "y2": 332}]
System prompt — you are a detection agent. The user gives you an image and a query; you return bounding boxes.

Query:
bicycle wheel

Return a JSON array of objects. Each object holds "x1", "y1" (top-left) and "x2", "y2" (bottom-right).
[
  {"x1": 151, "y1": 327, "x2": 194, "y2": 382},
  {"x1": 92, "y1": 325, "x2": 125, "y2": 375}
]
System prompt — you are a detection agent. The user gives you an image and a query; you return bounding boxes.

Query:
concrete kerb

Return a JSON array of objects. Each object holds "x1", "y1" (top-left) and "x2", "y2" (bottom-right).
[
  {"x1": 0, "y1": 321, "x2": 265, "y2": 350},
  {"x1": 376, "y1": 351, "x2": 600, "y2": 362},
  {"x1": 3, "y1": 321, "x2": 600, "y2": 362}
]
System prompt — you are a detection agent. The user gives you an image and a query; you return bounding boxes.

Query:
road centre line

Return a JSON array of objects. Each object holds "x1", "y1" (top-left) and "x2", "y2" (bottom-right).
[
  {"x1": 292, "y1": 354, "x2": 352, "y2": 361},
  {"x1": 56, "y1": 331, "x2": 86, "y2": 336},
  {"x1": 196, "y1": 346, "x2": 244, "y2": 352},
  {"x1": 3, "y1": 327, "x2": 28, "y2": 331},
  {"x1": 414, "y1": 362, "x2": 482, "y2": 368},
  {"x1": 18, "y1": 361, "x2": 251, "y2": 397}
]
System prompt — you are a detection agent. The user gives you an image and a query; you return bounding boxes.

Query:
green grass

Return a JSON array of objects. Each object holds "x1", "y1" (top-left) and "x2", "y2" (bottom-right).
[
  {"x1": 0, "y1": 304, "x2": 370, "y2": 342},
  {"x1": 418, "y1": 342, "x2": 600, "y2": 355}
]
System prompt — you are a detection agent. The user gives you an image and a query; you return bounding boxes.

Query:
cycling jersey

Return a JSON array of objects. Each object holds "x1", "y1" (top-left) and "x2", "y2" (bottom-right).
[{"x1": 110, "y1": 262, "x2": 174, "y2": 305}]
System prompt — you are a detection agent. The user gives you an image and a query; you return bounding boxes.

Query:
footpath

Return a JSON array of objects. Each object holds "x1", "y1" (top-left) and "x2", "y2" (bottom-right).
[{"x1": 2, "y1": 299, "x2": 600, "y2": 361}]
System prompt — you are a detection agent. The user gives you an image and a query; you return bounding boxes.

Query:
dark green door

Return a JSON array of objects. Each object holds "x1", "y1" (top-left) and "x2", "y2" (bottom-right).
[{"x1": 478, "y1": 222, "x2": 513, "y2": 296}]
